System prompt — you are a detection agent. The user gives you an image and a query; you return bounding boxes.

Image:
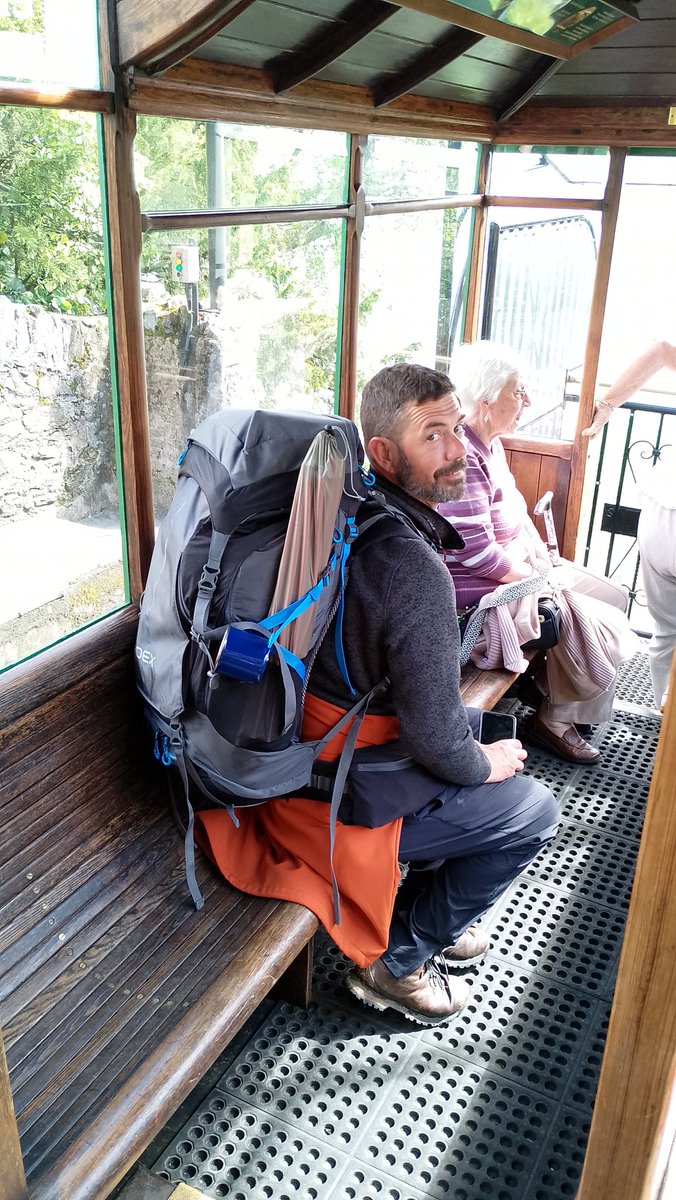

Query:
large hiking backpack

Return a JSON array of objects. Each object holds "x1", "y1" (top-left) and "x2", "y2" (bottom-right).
[{"x1": 135, "y1": 407, "x2": 384, "y2": 914}]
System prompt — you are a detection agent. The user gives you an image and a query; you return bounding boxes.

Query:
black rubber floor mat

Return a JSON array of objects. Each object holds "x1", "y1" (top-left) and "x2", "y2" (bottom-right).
[
  {"x1": 615, "y1": 650, "x2": 656, "y2": 707},
  {"x1": 487, "y1": 879, "x2": 625, "y2": 996},
  {"x1": 352, "y1": 1048, "x2": 557, "y2": 1200},
  {"x1": 525, "y1": 819, "x2": 638, "y2": 913},
  {"x1": 421, "y1": 958, "x2": 596, "y2": 1101},
  {"x1": 558, "y1": 768, "x2": 647, "y2": 843}
]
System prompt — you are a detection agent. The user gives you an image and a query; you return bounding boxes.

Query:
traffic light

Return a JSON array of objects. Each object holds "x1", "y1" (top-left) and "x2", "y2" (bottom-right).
[
  {"x1": 172, "y1": 247, "x2": 184, "y2": 280},
  {"x1": 171, "y1": 245, "x2": 199, "y2": 284}
]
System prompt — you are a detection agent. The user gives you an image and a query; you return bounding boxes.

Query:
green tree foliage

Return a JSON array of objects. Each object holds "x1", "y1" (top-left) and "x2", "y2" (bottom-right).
[
  {"x1": 0, "y1": 0, "x2": 44, "y2": 35},
  {"x1": 135, "y1": 118, "x2": 347, "y2": 397},
  {"x1": 0, "y1": 106, "x2": 105, "y2": 312},
  {"x1": 134, "y1": 117, "x2": 208, "y2": 291}
]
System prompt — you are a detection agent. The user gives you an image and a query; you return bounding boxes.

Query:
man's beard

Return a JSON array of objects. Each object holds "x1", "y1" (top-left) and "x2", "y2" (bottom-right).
[{"x1": 395, "y1": 450, "x2": 467, "y2": 504}]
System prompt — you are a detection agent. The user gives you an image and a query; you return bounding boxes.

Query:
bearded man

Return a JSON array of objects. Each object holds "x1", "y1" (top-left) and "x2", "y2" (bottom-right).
[{"x1": 196, "y1": 363, "x2": 558, "y2": 1026}]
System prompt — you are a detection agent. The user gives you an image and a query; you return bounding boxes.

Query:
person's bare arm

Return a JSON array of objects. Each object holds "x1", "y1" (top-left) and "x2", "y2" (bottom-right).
[{"x1": 582, "y1": 341, "x2": 676, "y2": 439}]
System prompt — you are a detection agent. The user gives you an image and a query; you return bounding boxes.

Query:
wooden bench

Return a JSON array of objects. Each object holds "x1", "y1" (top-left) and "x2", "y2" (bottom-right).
[
  {"x1": 0, "y1": 605, "x2": 318, "y2": 1200},
  {"x1": 0, "y1": 603, "x2": 518, "y2": 1200},
  {"x1": 460, "y1": 659, "x2": 526, "y2": 710}
]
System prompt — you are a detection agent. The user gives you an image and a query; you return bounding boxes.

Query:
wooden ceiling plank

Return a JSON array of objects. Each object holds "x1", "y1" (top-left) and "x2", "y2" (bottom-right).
[
  {"x1": 373, "y1": 26, "x2": 484, "y2": 107},
  {"x1": 270, "y1": 0, "x2": 396, "y2": 95},
  {"x1": 116, "y1": 0, "x2": 257, "y2": 74},
  {"x1": 497, "y1": 56, "x2": 565, "y2": 124}
]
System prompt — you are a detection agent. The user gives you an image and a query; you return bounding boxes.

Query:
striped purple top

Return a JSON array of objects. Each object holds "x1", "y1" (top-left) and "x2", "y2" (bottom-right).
[{"x1": 438, "y1": 426, "x2": 528, "y2": 610}]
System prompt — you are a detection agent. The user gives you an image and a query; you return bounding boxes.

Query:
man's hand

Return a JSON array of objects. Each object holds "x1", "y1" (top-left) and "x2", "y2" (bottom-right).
[{"x1": 482, "y1": 738, "x2": 527, "y2": 782}]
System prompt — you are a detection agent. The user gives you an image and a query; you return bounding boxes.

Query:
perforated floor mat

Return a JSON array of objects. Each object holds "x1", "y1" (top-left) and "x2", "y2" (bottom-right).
[
  {"x1": 615, "y1": 648, "x2": 656, "y2": 707},
  {"x1": 152, "y1": 675, "x2": 657, "y2": 1199},
  {"x1": 558, "y1": 768, "x2": 647, "y2": 843},
  {"x1": 525, "y1": 820, "x2": 638, "y2": 912}
]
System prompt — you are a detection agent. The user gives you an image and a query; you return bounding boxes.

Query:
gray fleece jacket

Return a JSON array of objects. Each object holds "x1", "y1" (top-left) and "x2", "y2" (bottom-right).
[{"x1": 309, "y1": 477, "x2": 491, "y2": 787}]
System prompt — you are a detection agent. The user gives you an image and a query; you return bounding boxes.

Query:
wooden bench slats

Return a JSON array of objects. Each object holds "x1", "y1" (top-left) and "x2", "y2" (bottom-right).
[
  {"x1": 9, "y1": 870, "x2": 236, "y2": 1083},
  {"x1": 1, "y1": 812, "x2": 185, "y2": 1026},
  {"x1": 22, "y1": 899, "x2": 312, "y2": 1177},
  {"x1": 0, "y1": 707, "x2": 135, "y2": 822},
  {"x1": 27, "y1": 902, "x2": 318, "y2": 1200},
  {"x1": 460, "y1": 659, "x2": 528, "y2": 708},
  {"x1": 0, "y1": 789, "x2": 168, "y2": 969},
  {"x1": 4, "y1": 858, "x2": 225, "y2": 1063},
  {"x1": 0, "y1": 655, "x2": 133, "y2": 780},
  {"x1": 0, "y1": 601, "x2": 321, "y2": 1200},
  {"x1": 13, "y1": 888, "x2": 267, "y2": 1140},
  {"x1": 0, "y1": 748, "x2": 157, "y2": 907}
]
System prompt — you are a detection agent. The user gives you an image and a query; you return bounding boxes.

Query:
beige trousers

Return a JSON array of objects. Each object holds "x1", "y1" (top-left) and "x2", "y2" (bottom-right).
[{"x1": 539, "y1": 560, "x2": 639, "y2": 725}]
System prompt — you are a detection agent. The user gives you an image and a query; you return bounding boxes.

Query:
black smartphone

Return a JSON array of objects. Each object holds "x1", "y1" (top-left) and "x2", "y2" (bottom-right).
[{"x1": 478, "y1": 711, "x2": 517, "y2": 745}]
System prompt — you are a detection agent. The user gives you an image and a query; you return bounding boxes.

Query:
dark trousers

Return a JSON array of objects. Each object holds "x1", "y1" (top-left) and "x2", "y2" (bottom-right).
[{"x1": 381, "y1": 711, "x2": 559, "y2": 979}]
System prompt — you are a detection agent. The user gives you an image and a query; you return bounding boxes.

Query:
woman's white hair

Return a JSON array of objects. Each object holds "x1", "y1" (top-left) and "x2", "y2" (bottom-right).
[{"x1": 450, "y1": 340, "x2": 523, "y2": 418}]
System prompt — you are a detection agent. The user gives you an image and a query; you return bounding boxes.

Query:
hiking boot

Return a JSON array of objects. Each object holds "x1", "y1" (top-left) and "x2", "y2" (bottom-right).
[
  {"x1": 442, "y1": 924, "x2": 489, "y2": 966},
  {"x1": 346, "y1": 956, "x2": 469, "y2": 1026}
]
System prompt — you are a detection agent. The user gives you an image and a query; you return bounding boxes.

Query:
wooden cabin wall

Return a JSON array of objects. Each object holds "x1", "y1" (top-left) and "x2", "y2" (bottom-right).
[
  {"x1": 502, "y1": 437, "x2": 572, "y2": 548},
  {"x1": 576, "y1": 653, "x2": 676, "y2": 1200}
]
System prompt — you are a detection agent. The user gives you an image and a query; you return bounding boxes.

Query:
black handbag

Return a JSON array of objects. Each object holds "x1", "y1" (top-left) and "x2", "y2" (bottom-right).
[{"x1": 521, "y1": 596, "x2": 561, "y2": 652}]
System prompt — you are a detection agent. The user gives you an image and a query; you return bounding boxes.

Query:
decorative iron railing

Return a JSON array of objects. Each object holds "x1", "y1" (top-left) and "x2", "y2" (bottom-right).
[{"x1": 580, "y1": 395, "x2": 676, "y2": 632}]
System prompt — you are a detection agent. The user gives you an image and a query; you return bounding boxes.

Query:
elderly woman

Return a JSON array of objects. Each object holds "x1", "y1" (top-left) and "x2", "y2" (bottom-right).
[{"x1": 439, "y1": 340, "x2": 639, "y2": 764}]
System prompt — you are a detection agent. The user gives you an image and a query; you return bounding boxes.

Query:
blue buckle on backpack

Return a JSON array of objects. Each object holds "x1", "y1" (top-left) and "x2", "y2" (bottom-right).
[{"x1": 215, "y1": 626, "x2": 271, "y2": 684}]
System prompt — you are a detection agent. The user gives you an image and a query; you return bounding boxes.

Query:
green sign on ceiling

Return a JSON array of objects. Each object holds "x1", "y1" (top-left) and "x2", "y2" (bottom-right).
[{"x1": 451, "y1": 1, "x2": 638, "y2": 47}]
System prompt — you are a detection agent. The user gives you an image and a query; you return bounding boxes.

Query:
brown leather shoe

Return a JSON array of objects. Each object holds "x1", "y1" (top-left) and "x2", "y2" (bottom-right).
[
  {"x1": 442, "y1": 924, "x2": 490, "y2": 965},
  {"x1": 528, "y1": 715, "x2": 600, "y2": 764},
  {"x1": 346, "y1": 956, "x2": 469, "y2": 1026}
]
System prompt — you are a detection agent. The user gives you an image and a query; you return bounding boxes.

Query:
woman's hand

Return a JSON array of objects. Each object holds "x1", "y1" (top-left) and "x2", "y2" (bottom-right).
[
  {"x1": 482, "y1": 739, "x2": 527, "y2": 781},
  {"x1": 582, "y1": 342, "x2": 676, "y2": 440},
  {"x1": 498, "y1": 560, "x2": 535, "y2": 583},
  {"x1": 581, "y1": 401, "x2": 612, "y2": 440}
]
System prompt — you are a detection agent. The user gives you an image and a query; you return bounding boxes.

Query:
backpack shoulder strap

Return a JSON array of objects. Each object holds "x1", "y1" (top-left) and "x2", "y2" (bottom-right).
[{"x1": 353, "y1": 499, "x2": 424, "y2": 554}]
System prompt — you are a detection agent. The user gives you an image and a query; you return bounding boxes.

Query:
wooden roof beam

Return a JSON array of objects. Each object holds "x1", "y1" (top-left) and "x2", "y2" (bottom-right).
[
  {"x1": 115, "y1": 0, "x2": 256, "y2": 74},
  {"x1": 497, "y1": 56, "x2": 565, "y2": 125},
  {"x1": 270, "y1": 0, "x2": 396, "y2": 95},
  {"x1": 373, "y1": 26, "x2": 483, "y2": 108},
  {"x1": 129, "y1": 59, "x2": 495, "y2": 141}
]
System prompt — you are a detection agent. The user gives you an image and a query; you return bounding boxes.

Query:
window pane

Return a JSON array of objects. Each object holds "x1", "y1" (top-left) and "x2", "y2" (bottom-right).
[
  {"x1": 356, "y1": 207, "x2": 472, "y2": 393},
  {"x1": 135, "y1": 119, "x2": 349, "y2": 212},
  {"x1": 143, "y1": 219, "x2": 343, "y2": 518},
  {"x1": 489, "y1": 146, "x2": 610, "y2": 200},
  {"x1": 579, "y1": 153, "x2": 676, "y2": 604},
  {"x1": 0, "y1": 107, "x2": 126, "y2": 670},
  {"x1": 480, "y1": 208, "x2": 602, "y2": 440},
  {"x1": 0, "y1": 0, "x2": 99, "y2": 89},
  {"x1": 363, "y1": 136, "x2": 480, "y2": 201},
  {"x1": 600, "y1": 154, "x2": 676, "y2": 379}
]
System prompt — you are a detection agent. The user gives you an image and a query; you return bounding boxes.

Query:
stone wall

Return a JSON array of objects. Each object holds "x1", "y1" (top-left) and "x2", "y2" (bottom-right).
[
  {"x1": 0, "y1": 296, "x2": 116, "y2": 522},
  {"x1": 0, "y1": 296, "x2": 228, "y2": 523}
]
